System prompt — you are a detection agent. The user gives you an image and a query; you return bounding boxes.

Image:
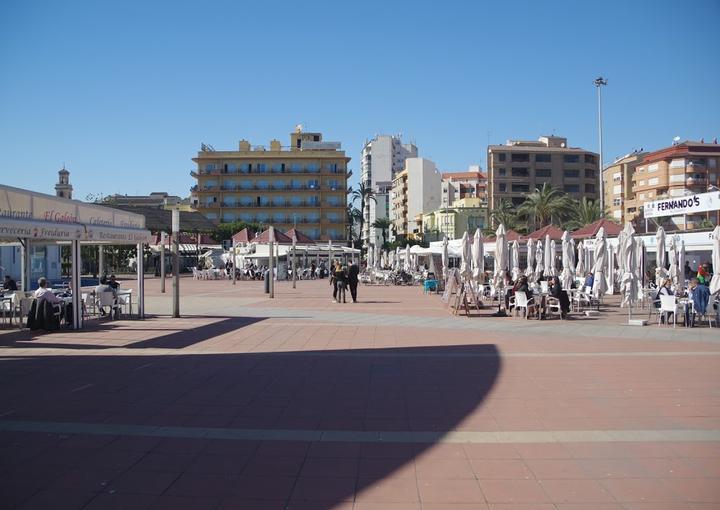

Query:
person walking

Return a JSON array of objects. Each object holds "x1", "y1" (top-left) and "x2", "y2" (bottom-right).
[
  {"x1": 333, "y1": 262, "x2": 348, "y2": 303},
  {"x1": 347, "y1": 261, "x2": 359, "y2": 303}
]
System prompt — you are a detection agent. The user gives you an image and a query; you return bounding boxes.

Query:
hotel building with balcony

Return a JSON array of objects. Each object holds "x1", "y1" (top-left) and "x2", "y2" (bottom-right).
[
  {"x1": 190, "y1": 128, "x2": 350, "y2": 241},
  {"x1": 622, "y1": 140, "x2": 720, "y2": 230},
  {"x1": 487, "y1": 136, "x2": 599, "y2": 209}
]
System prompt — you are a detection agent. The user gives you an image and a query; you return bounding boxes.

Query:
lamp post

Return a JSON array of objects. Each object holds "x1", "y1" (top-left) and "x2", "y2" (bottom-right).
[
  {"x1": 171, "y1": 209, "x2": 180, "y2": 318},
  {"x1": 594, "y1": 76, "x2": 608, "y2": 213}
]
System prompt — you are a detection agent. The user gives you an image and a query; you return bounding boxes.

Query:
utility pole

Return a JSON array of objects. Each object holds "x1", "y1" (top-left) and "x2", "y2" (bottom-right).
[
  {"x1": 171, "y1": 209, "x2": 180, "y2": 318},
  {"x1": 594, "y1": 76, "x2": 608, "y2": 213}
]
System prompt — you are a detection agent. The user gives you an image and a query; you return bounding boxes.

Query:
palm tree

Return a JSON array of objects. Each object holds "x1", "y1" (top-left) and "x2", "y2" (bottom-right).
[
  {"x1": 487, "y1": 199, "x2": 525, "y2": 234},
  {"x1": 346, "y1": 206, "x2": 363, "y2": 247},
  {"x1": 517, "y1": 183, "x2": 573, "y2": 231},
  {"x1": 564, "y1": 197, "x2": 607, "y2": 230},
  {"x1": 372, "y1": 217, "x2": 392, "y2": 248},
  {"x1": 351, "y1": 182, "x2": 376, "y2": 256}
]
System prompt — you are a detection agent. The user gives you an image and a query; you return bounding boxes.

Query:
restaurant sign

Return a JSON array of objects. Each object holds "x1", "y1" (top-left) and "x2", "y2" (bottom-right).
[{"x1": 643, "y1": 191, "x2": 720, "y2": 219}]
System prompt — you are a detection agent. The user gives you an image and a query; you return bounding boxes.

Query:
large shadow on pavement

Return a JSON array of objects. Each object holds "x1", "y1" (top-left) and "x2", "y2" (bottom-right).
[{"x1": 0, "y1": 344, "x2": 501, "y2": 508}]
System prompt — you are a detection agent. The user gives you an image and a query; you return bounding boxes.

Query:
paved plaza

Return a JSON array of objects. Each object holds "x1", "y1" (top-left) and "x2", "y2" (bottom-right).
[{"x1": 1, "y1": 277, "x2": 719, "y2": 509}]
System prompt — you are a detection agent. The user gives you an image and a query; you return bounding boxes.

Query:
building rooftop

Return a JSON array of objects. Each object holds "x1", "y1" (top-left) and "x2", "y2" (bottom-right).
[
  {"x1": 571, "y1": 218, "x2": 623, "y2": 239},
  {"x1": 442, "y1": 171, "x2": 487, "y2": 180}
]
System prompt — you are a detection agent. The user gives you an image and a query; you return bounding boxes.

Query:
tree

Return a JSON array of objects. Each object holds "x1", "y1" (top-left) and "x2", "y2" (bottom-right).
[
  {"x1": 372, "y1": 217, "x2": 392, "y2": 248},
  {"x1": 487, "y1": 199, "x2": 525, "y2": 234},
  {"x1": 517, "y1": 183, "x2": 573, "y2": 231},
  {"x1": 564, "y1": 197, "x2": 607, "y2": 231},
  {"x1": 211, "y1": 221, "x2": 261, "y2": 243},
  {"x1": 346, "y1": 206, "x2": 362, "y2": 247},
  {"x1": 351, "y1": 182, "x2": 376, "y2": 256}
]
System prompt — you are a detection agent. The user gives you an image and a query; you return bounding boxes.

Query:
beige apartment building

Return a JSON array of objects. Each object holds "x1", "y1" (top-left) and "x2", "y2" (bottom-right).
[
  {"x1": 623, "y1": 140, "x2": 720, "y2": 229},
  {"x1": 191, "y1": 128, "x2": 350, "y2": 241},
  {"x1": 487, "y1": 136, "x2": 599, "y2": 209},
  {"x1": 441, "y1": 166, "x2": 488, "y2": 208},
  {"x1": 391, "y1": 158, "x2": 442, "y2": 239},
  {"x1": 602, "y1": 151, "x2": 646, "y2": 223}
]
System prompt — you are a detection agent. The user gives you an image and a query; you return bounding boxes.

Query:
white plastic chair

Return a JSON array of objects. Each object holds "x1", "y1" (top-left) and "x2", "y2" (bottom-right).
[
  {"x1": 118, "y1": 290, "x2": 132, "y2": 317},
  {"x1": 97, "y1": 291, "x2": 120, "y2": 319},
  {"x1": 696, "y1": 298, "x2": 717, "y2": 328},
  {"x1": 659, "y1": 294, "x2": 682, "y2": 328},
  {"x1": 546, "y1": 296, "x2": 563, "y2": 320},
  {"x1": 514, "y1": 292, "x2": 536, "y2": 319}
]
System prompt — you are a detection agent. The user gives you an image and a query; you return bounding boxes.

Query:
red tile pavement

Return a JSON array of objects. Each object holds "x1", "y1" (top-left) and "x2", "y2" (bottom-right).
[{"x1": 0, "y1": 277, "x2": 718, "y2": 509}]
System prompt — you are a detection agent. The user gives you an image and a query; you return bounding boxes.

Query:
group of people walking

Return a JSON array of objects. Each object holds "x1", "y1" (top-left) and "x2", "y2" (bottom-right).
[{"x1": 330, "y1": 261, "x2": 359, "y2": 303}]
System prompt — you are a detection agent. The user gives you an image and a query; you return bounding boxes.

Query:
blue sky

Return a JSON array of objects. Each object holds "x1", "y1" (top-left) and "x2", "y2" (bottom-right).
[{"x1": 1, "y1": 0, "x2": 718, "y2": 201}]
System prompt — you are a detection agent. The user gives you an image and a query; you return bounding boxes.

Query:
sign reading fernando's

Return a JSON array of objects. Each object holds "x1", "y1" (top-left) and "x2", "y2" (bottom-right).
[{"x1": 644, "y1": 191, "x2": 720, "y2": 219}]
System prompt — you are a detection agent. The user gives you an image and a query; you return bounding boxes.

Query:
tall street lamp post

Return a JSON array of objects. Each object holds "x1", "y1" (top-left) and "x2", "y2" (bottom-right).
[{"x1": 594, "y1": 76, "x2": 608, "y2": 213}]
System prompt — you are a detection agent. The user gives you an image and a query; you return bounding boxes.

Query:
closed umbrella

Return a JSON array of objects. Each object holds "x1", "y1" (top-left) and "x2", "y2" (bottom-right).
[
  {"x1": 636, "y1": 237, "x2": 645, "y2": 289},
  {"x1": 368, "y1": 244, "x2": 374, "y2": 270},
  {"x1": 441, "y1": 235, "x2": 449, "y2": 279},
  {"x1": 550, "y1": 239, "x2": 557, "y2": 277},
  {"x1": 544, "y1": 235, "x2": 555, "y2": 277},
  {"x1": 493, "y1": 224, "x2": 508, "y2": 294},
  {"x1": 375, "y1": 243, "x2": 381, "y2": 270},
  {"x1": 592, "y1": 227, "x2": 608, "y2": 298},
  {"x1": 328, "y1": 239, "x2": 333, "y2": 268},
  {"x1": 389, "y1": 250, "x2": 395, "y2": 271},
  {"x1": 511, "y1": 240, "x2": 521, "y2": 281},
  {"x1": 710, "y1": 226, "x2": 720, "y2": 295},
  {"x1": 668, "y1": 236, "x2": 677, "y2": 288},
  {"x1": 404, "y1": 243, "x2": 411, "y2": 272},
  {"x1": 575, "y1": 240, "x2": 585, "y2": 280},
  {"x1": 459, "y1": 231, "x2": 471, "y2": 279},
  {"x1": 395, "y1": 246, "x2": 401, "y2": 271},
  {"x1": 620, "y1": 223, "x2": 638, "y2": 311},
  {"x1": 678, "y1": 239, "x2": 686, "y2": 292},
  {"x1": 561, "y1": 230, "x2": 575, "y2": 290},
  {"x1": 655, "y1": 227, "x2": 668, "y2": 288},
  {"x1": 382, "y1": 250, "x2": 388, "y2": 269},
  {"x1": 606, "y1": 240, "x2": 614, "y2": 294},
  {"x1": 534, "y1": 239, "x2": 544, "y2": 278},
  {"x1": 471, "y1": 228, "x2": 484, "y2": 282},
  {"x1": 525, "y1": 237, "x2": 535, "y2": 281}
]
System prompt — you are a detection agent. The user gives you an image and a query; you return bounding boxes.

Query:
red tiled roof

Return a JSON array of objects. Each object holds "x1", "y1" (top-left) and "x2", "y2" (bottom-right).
[
  {"x1": 526, "y1": 225, "x2": 564, "y2": 241},
  {"x1": 482, "y1": 229, "x2": 523, "y2": 242},
  {"x1": 231, "y1": 228, "x2": 255, "y2": 244},
  {"x1": 284, "y1": 228, "x2": 315, "y2": 244},
  {"x1": 572, "y1": 219, "x2": 622, "y2": 239},
  {"x1": 252, "y1": 228, "x2": 293, "y2": 244}
]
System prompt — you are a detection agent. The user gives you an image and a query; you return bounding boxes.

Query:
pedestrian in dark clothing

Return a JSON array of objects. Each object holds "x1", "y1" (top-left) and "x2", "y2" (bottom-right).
[
  {"x1": 548, "y1": 276, "x2": 570, "y2": 318},
  {"x1": 331, "y1": 262, "x2": 347, "y2": 303},
  {"x1": 347, "y1": 262, "x2": 359, "y2": 303},
  {"x1": 3, "y1": 276, "x2": 18, "y2": 291}
]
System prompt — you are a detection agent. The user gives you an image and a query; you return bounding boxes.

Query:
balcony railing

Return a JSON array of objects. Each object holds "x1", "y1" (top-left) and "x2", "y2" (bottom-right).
[
  {"x1": 220, "y1": 201, "x2": 323, "y2": 208},
  {"x1": 195, "y1": 184, "x2": 323, "y2": 192},
  {"x1": 193, "y1": 167, "x2": 349, "y2": 176}
]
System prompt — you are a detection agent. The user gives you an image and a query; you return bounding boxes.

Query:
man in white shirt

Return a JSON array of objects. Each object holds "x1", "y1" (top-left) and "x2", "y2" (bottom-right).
[{"x1": 34, "y1": 277, "x2": 61, "y2": 304}]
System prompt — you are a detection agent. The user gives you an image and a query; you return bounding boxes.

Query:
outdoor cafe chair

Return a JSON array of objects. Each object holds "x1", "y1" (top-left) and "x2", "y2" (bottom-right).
[
  {"x1": 546, "y1": 296, "x2": 564, "y2": 320},
  {"x1": 118, "y1": 289, "x2": 133, "y2": 317},
  {"x1": 513, "y1": 292, "x2": 536, "y2": 320},
  {"x1": 696, "y1": 296, "x2": 717, "y2": 328},
  {"x1": 659, "y1": 294, "x2": 683, "y2": 328},
  {"x1": 97, "y1": 291, "x2": 121, "y2": 319}
]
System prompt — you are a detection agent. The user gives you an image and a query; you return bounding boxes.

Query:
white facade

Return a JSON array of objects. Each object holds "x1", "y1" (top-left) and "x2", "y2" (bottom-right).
[
  {"x1": 407, "y1": 158, "x2": 442, "y2": 233},
  {"x1": 360, "y1": 135, "x2": 418, "y2": 247}
]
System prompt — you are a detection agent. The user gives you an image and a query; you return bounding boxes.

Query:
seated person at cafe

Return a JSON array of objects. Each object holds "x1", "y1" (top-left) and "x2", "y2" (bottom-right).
[
  {"x1": 108, "y1": 274, "x2": 120, "y2": 291},
  {"x1": 584, "y1": 272, "x2": 594, "y2": 289},
  {"x1": 28, "y1": 277, "x2": 63, "y2": 331},
  {"x1": 548, "y1": 276, "x2": 570, "y2": 318},
  {"x1": 34, "y1": 277, "x2": 62, "y2": 304},
  {"x1": 686, "y1": 277, "x2": 710, "y2": 327},
  {"x1": 96, "y1": 276, "x2": 118, "y2": 317},
  {"x1": 3, "y1": 275, "x2": 18, "y2": 291},
  {"x1": 505, "y1": 275, "x2": 532, "y2": 310}
]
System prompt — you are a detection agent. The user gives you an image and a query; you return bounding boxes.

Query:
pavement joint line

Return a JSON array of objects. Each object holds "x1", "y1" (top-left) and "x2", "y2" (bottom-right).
[{"x1": 1, "y1": 420, "x2": 718, "y2": 444}]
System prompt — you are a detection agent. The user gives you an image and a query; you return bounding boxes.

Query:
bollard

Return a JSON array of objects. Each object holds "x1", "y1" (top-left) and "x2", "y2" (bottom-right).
[{"x1": 264, "y1": 270, "x2": 270, "y2": 294}]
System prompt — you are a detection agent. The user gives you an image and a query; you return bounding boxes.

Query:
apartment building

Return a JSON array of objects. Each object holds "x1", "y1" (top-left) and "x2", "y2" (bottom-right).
[
  {"x1": 391, "y1": 158, "x2": 442, "y2": 239},
  {"x1": 360, "y1": 135, "x2": 418, "y2": 247},
  {"x1": 624, "y1": 140, "x2": 720, "y2": 229},
  {"x1": 190, "y1": 128, "x2": 350, "y2": 241},
  {"x1": 602, "y1": 151, "x2": 646, "y2": 223},
  {"x1": 441, "y1": 165, "x2": 487, "y2": 208},
  {"x1": 487, "y1": 136, "x2": 599, "y2": 209},
  {"x1": 422, "y1": 197, "x2": 488, "y2": 241}
]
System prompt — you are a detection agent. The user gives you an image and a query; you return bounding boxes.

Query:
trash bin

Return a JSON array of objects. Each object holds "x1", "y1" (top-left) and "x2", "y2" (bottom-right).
[{"x1": 264, "y1": 270, "x2": 270, "y2": 294}]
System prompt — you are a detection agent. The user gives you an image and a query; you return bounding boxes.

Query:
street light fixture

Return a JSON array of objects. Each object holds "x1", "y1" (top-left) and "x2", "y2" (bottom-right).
[{"x1": 594, "y1": 76, "x2": 608, "y2": 213}]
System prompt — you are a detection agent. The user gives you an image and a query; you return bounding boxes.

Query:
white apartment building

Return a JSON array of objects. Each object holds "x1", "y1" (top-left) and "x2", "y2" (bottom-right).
[
  {"x1": 360, "y1": 135, "x2": 418, "y2": 247},
  {"x1": 391, "y1": 158, "x2": 442, "y2": 239}
]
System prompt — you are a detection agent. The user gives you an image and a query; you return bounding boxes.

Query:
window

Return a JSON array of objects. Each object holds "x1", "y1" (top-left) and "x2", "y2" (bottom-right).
[
  {"x1": 271, "y1": 163, "x2": 283, "y2": 173},
  {"x1": 564, "y1": 169, "x2": 579, "y2": 178},
  {"x1": 564, "y1": 184, "x2": 580, "y2": 193},
  {"x1": 648, "y1": 163, "x2": 659, "y2": 172},
  {"x1": 511, "y1": 153, "x2": 529, "y2": 162},
  {"x1": 584, "y1": 183, "x2": 595, "y2": 193},
  {"x1": 257, "y1": 163, "x2": 267, "y2": 173},
  {"x1": 512, "y1": 184, "x2": 529, "y2": 192},
  {"x1": 204, "y1": 163, "x2": 216, "y2": 172},
  {"x1": 307, "y1": 163, "x2": 319, "y2": 173},
  {"x1": 613, "y1": 185, "x2": 622, "y2": 194},
  {"x1": 511, "y1": 167, "x2": 528, "y2": 177},
  {"x1": 499, "y1": 183, "x2": 507, "y2": 192},
  {"x1": 535, "y1": 153, "x2": 551, "y2": 163},
  {"x1": 498, "y1": 168, "x2": 506, "y2": 176},
  {"x1": 669, "y1": 159, "x2": 685, "y2": 169},
  {"x1": 613, "y1": 198, "x2": 622, "y2": 206},
  {"x1": 535, "y1": 168, "x2": 551, "y2": 178},
  {"x1": 291, "y1": 163, "x2": 302, "y2": 173},
  {"x1": 240, "y1": 163, "x2": 250, "y2": 173},
  {"x1": 648, "y1": 177, "x2": 659, "y2": 185},
  {"x1": 584, "y1": 154, "x2": 597, "y2": 164},
  {"x1": 227, "y1": 163, "x2": 237, "y2": 173},
  {"x1": 563, "y1": 154, "x2": 580, "y2": 163},
  {"x1": 584, "y1": 169, "x2": 595, "y2": 178},
  {"x1": 497, "y1": 153, "x2": 506, "y2": 162}
]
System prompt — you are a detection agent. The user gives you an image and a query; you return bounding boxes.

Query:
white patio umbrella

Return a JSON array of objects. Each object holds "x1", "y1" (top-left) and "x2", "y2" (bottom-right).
[
  {"x1": 368, "y1": 244, "x2": 374, "y2": 270},
  {"x1": 375, "y1": 243, "x2": 381, "y2": 270},
  {"x1": 511, "y1": 240, "x2": 521, "y2": 281},
  {"x1": 606, "y1": 240, "x2": 615, "y2": 294},
  {"x1": 560, "y1": 230, "x2": 575, "y2": 290},
  {"x1": 395, "y1": 246, "x2": 401, "y2": 271},
  {"x1": 525, "y1": 237, "x2": 535, "y2": 281},
  {"x1": 710, "y1": 225, "x2": 720, "y2": 295},
  {"x1": 616, "y1": 228, "x2": 627, "y2": 275},
  {"x1": 544, "y1": 235, "x2": 555, "y2": 277},
  {"x1": 404, "y1": 243, "x2": 411, "y2": 272},
  {"x1": 388, "y1": 249, "x2": 395, "y2": 270},
  {"x1": 441, "y1": 235, "x2": 449, "y2": 278},
  {"x1": 493, "y1": 224, "x2": 508, "y2": 293},
  {"x1": 620, "y1": 223, "x2": 638, "y2": 311},
  {"x1": 575, "y1": 240, "x2": 585, "y2": 280},
  {"x1": 459, "y1": 231, "x2": 472, "y2": 279},
  {"x1": 655, "y1": 226, "x2": 668, "y2": 287},
  {"x1": 382, "y1": 250, "x2": 388, "y2": 269},
  {"x1": 328, "y1": 239, "x2": 334, "y2": 268},
  {"x1": 636, "y1": 237, "x2": 646, "y2": 288},
  {"x1": 534, "y1": 239, "x2": 544, "y2": 278},
  {"x1": 668, "y1": 236, "x2": 677, "y2": 288},
  {"x1": 592, "y1": 227, "x2": 608, "y2": 298},
  {"x1": 678, "y1": 239, "x2": 686, "y2": 292},
  {"x1": 471, "y1": 228, "x2": 484, "y2": 282}
]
